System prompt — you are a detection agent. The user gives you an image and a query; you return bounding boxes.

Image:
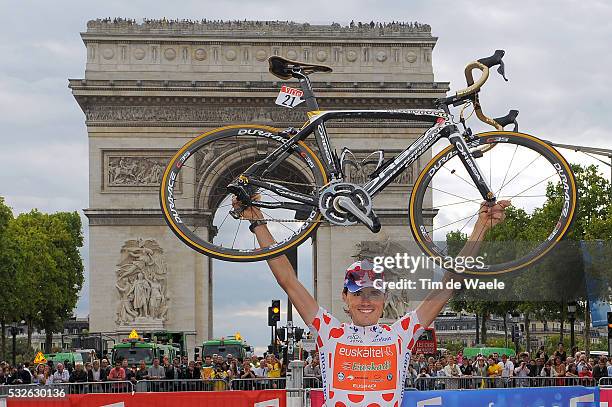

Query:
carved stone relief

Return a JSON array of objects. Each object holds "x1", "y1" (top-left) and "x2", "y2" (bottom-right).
[
  {"x1": 86, "y1": 105, "x2": 309, "y2": 123},
  {"x1": 92, "y1": 41, "x2": 429, "y2": 70},
  {"x1": 85, "y1": 105, "x2": 427, "y2": 126},
  {"x1": 342, "y1": 150, "x2": 417, "y2": 186},
  {"x1": 103, "y1": 151, "x2": 177, "y2": 192},
  {"x1": 115, "y1": 239, "x2": 169, "y2": 326}
]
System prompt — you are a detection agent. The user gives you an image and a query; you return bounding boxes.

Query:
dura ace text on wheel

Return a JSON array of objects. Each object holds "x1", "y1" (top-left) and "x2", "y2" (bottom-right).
[
  {"x1": 160, "y1": 125, "x2": 328, "y2": 261},
  {"x1": 409, "y1": 131, "x2": 577, "y2": 275}
]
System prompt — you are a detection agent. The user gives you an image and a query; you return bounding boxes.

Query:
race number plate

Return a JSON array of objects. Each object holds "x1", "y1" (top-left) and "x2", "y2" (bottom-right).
[{"x1": 275, "y1": 85, "x2": 305, "y2": 109}]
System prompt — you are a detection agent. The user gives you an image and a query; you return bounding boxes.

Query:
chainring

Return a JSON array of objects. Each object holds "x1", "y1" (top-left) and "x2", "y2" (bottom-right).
[{"x1": 318, "y1": 182, "x2": 372, "y2": 226}]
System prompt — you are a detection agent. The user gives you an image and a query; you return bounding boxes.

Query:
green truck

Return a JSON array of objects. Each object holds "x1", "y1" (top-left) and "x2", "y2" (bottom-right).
[
  {"x1": 111, "y1": 339, "x2": 179, "y2": 366},
  {"x1": 43, "y1": 352, "x2": 84, "y2": 367},
  {"x1": 198, "y1": 334, "x2": 253, "y2": 360}
]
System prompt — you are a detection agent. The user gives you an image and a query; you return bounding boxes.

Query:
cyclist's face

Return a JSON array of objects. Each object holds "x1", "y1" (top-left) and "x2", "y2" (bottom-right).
[{"x1": 343, "y1": 287, "x2": 385, "y2": 326}]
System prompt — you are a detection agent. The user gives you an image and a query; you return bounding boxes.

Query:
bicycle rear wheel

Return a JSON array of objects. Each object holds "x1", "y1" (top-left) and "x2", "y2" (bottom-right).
[
  {"x1": 410, "y1": 131, "x2": 577, "y2": 275},
  {"x1": 160, "y1": 125, "x2": 328, "y2": 261}
]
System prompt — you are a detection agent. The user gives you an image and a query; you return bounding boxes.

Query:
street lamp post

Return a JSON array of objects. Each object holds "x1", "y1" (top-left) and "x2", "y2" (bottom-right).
[
  {"x1": 511, "y1": 313, "x2": 521, "y2": 354},
  {"x1": 567, "y1": 302, "x2": 577, "y2": 353},
  {"x1": 10, "y1": 322, "x2": 19, "y2": 367}
]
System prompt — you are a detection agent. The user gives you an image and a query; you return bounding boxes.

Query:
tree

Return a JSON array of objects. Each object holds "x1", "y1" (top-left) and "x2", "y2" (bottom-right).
[
  {"x1": 0, "y1": 197, "x2": 14, "y2": 360},
  {"x1": 5, "y1": 209, "x2": 84, "y2": 352},
  {"x1": 445, "y1": 164, "x2": 611, "y2": 353}
]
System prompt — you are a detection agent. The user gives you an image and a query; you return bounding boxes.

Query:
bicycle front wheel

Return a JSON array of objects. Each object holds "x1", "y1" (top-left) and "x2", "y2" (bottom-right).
[
  {"x1": 160, "y1": 125, "x2": 328, "y2": 262},
  {"x1": 410, "y1": 131, "x2": 577, "y2": 275}
]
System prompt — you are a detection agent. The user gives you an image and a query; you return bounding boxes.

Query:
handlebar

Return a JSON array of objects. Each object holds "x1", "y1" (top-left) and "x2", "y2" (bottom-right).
[{"x1": 437, "y1": 50, "x2": 518, "y2": 131}]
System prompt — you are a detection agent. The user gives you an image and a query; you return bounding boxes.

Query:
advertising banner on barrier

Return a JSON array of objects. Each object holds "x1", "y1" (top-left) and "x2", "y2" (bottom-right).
[
  {"x1": 401, "y1": 386, "x2": 599, "y2": 407},
  {"x1": 601, "y1": 388, "x2": 612, "y2": 404},
  {"x1": 7, "y1": 390, "x2": 286, "y2": 407},
  {"x1": 310, "y1": 387, "x2": 601, "y2": 407}
]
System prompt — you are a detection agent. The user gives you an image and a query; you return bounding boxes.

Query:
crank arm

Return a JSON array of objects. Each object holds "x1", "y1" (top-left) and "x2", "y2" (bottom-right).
[{"x1": 336, "y1": 196, "x2": 381, "y2": 233}]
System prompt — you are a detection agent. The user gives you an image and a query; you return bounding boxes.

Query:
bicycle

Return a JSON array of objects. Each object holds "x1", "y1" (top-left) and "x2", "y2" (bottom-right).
[{"x1": 160, "y1": 50, "x2": 577, "y2": 274}]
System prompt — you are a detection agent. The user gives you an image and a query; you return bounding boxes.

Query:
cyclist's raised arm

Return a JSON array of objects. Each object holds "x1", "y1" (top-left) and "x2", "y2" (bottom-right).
[
  {"x1": 415, "y1": 200, "x2": 511, "y2": 328},
  {"x1": 232, "y1": 197, "x2": 319, "y2": 325}
]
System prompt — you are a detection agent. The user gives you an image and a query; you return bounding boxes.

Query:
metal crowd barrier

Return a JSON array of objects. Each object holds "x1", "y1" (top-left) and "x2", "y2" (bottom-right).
[
  {"x1": 0, "y1": 382, "x2": 134, "y2": 395},
  {"x1": 1, "y1": 374, "x2": 607, "y2": 396},
  {"x1": 51, "y1": 381, "x2": 134, "y2": 394},
  {"x1": 302, "y1": 376, "x2": 322, "y2": 389},
  {"x1": 230, "y1": 377, "x2": 286, "y2": 390},
  {"x1": 599, "y1": 377, "x2": 612, "y2": 386},
  {"x1": 413, "y1": 376, "x2": 598, "y2": 390}
]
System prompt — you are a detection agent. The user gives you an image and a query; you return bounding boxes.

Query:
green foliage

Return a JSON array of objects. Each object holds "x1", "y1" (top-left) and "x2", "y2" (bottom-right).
[
  {"x1": 446, "y1": 164, "x2": 611, "y2": 343},
  {"x1": 14, "y1": 338, "x2": 37, "y2": 365},
  {"x1": 441, "y1": 340, "x2": 464, "y2": 354},
  {"x1": 0, "y1": 198, "x2": 84, "y2": 350},
  {"x1": 486, "y1": 338, "x2": 510, "y2": 349}
]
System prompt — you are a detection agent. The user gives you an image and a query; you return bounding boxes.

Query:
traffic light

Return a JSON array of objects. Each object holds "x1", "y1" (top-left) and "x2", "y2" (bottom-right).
[
  {"x1": 511, "y1": 325, "x2": 517, "y2": 342},
  {"x1": 607, "y1": 312, "x2": 612, "y2": 339},
  {"x1": 276, "y1": 327, "x2": 286, "y2": 342},
  {"x1": 268, "y1": 300, "x2": 281, "y2": 326},
  {"x1": 294, "y1": 327, "x2": 304, "y2": 342}
]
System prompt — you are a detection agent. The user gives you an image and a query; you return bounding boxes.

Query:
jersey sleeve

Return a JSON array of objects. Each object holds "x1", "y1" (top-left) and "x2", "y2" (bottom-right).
[
  {"x1": 309, "y1": 307, "x2": 342, "y2": 349},
  {"x1": 391, "y1": 310, "x2": 425, "y2": 353}
]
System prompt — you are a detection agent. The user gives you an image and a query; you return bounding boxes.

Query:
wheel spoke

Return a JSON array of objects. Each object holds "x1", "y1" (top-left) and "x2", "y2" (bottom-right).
[
  {"x1": 441, "y1": 166, "x2": 480, "y2": 192},
  {"x1": 504, "y1": 173, "x2": 557, "y2": 202},
  {"x1": 432, "y1": 208, "x2": 482, "y2": 233},
  {"x1": 495, "y1": 144, "x2": 519, "y2": 197},
  {"x1": 496, "y1": 152, "x2": 542, "y2": 195}
]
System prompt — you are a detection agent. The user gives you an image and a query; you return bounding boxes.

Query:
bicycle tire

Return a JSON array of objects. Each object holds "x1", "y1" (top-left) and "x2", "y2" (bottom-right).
[
  {"x1": 160, "y1": 124, "x2": 328, "y2": 261},
  {"x1": 409, "y1": 131, "x2": 577, "y2": 275}
]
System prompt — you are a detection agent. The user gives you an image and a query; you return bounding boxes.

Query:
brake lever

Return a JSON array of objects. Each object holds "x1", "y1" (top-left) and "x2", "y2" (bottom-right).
[{"x1": 497, "y1": 60, "x2": 508, "y2": 82}]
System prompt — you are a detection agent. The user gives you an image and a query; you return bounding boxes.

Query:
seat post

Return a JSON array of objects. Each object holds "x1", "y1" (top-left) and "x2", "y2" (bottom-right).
[{"x1": 294, "y1": 70, "x2": 319, "y2": 110}]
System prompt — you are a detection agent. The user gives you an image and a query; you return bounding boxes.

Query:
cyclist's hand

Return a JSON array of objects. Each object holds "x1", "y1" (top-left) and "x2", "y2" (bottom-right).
[
  {"x1": 231, "y1": 194, "x2": 264, "y2": 221},
  {"x1": 478, "y1": 200, "x2": 511, "y2": 228}
]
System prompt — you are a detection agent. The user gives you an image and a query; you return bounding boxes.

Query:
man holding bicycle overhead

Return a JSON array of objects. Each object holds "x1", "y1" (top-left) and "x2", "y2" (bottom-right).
[{"x1": 234, "y1": 196, "x2": 510, "y2": 406}]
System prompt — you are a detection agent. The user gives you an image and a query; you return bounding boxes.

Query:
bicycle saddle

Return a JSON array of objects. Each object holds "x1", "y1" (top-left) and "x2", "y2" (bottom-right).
[{"x1": 268, "y1": 56, "x2": 333, "y2": 80}]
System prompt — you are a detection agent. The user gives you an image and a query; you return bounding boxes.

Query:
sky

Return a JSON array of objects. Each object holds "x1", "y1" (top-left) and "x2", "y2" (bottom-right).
[{"x1": 1, "y1": 0, "x2": 611, "y2": 354}]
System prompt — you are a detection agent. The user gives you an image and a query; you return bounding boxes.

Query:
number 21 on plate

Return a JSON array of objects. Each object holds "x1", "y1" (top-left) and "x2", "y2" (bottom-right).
[{"x1": 275, "y1": 85, "x2": 305, "y2": 109}]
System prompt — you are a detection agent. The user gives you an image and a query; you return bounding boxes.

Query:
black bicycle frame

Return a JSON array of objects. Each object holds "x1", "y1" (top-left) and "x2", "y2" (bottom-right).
[{"x1": 241, "y1": 107, "x2": 497, "y2": 212}]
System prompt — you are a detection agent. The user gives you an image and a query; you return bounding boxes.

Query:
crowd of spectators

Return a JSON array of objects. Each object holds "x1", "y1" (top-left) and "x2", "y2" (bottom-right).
[
  {"x1": 402, "y1": 344, "x2": 612, "y2": 389},
  {"x1": 1, "y1": 343, "x2": 610, "y2": 392},
  {"x1": 0, "y1": 352, "x2": 286, "y2": 392}
]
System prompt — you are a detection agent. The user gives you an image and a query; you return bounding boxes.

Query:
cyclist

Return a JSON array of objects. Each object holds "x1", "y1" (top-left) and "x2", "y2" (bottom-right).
[{"x1": 234, "y1": 196, "x2": 510, "y2": 406}]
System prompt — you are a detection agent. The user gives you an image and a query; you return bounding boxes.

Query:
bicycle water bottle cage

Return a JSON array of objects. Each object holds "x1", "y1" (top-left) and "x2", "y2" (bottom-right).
[
  {"x1": 339, "y1": 148, "x2": 385, "y2": 180},
  {"x1": 268, "y1": 56, "x2": 333, "y2": 80}
]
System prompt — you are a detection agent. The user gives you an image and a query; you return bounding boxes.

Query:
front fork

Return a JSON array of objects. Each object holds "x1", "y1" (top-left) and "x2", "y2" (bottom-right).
[{"x1": 448, "y1": 131, "x2": 497, "y2": 203}]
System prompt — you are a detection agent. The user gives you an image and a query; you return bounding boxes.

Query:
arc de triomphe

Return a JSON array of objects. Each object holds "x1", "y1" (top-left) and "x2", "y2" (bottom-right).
[{"x1": 70, "y1": 19, "x2": 448, "y2": 353}]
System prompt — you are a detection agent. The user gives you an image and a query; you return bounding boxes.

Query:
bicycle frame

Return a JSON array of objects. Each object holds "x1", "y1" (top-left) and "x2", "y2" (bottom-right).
[{"x1": 240, "y1": 108, "x2": 497, "y2": 212}]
